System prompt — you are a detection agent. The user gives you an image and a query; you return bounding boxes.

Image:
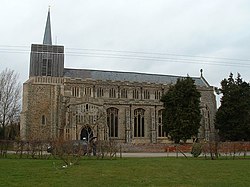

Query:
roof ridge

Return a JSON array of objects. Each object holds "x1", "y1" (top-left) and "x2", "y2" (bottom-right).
[{"x1": 63, "y1": 68, "x2": 202, "y2": 79}]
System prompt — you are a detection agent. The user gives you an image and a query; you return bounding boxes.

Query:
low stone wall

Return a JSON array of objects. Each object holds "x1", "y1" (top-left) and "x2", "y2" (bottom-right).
[{"x1": 118, "y1": 143, "x2": 171, "y2": 153}]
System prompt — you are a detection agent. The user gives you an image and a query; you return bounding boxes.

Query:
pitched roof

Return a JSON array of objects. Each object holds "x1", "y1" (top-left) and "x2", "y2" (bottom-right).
[{"x1": 63, "y1": 68, "x2": 209, "y2": 87}]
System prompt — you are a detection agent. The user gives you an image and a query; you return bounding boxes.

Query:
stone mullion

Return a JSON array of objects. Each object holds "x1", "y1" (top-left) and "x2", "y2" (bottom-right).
[
  {"x1": 151, "y1": 107, "x2": 156, "y2": 143},
  {"x1": 125, "y1": 107, "x2": 131, "y2": 143},
  {"x1": 50, "y1": 85, "x2": 54, "y2": 139}
]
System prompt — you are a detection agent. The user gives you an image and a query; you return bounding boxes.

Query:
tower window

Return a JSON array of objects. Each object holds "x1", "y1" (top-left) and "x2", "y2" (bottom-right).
[
  {"x1": 41, "y1": 115, "x2": 46, "y2": 125},
  {"x1": 65, "y1": 128, "x2": 70, "y2": 140},
  {"x1": 42, "y1": 59, "x2": 47, "y2": 76},
  {"x1": 47, "y1": 59, "x2": 52, "y2": 76},
  {"x1": 41, "y1": 59, "x2": 52, "y2": 76}
]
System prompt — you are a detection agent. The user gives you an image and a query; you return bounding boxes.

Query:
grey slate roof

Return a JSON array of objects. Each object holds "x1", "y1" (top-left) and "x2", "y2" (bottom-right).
[{"x1": 63, "y1": 68, "x2": 209, "y2": 87}]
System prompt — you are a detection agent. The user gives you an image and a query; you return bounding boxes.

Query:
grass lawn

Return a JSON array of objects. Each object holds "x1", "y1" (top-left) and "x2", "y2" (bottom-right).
[{"x1": 0, "y1": 157, "x2": 249, "y2": 187}]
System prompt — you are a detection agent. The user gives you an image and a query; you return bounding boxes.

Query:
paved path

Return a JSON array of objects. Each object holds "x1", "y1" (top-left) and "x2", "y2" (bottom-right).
[
  {"x1": 6, "y1": 151, "x2": 249, "y2": 158},
  {"x1": 120, "y1": 152, "x2": 250, "y2": 158},
  {"x1": 120, "y1": 152, "x2": 192, "y2": 157}
]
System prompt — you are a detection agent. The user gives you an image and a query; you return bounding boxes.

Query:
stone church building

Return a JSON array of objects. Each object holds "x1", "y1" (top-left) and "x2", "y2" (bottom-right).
[{"x1": 20, "y1": 10, "x2": 216, "y2": 144}]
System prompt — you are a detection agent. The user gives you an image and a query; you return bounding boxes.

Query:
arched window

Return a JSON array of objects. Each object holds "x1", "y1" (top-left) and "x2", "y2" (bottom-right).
[
  {"x1": 155, "y1": 90, "x2": 162, "y2": 100},
  {"x1": 72, "y1": 86, "x2": 80, "y2": 97},
  {"x1": 133, "y1": 89, "x2": 139, "y2": 99},
  {"x1": 84, "y1": 87, "x2": 92, "y2": 96},
  {"x1": 65, "y1": 128, "x2": 70, "y2": 140},
  {"x1": 134, "y1": 108, "x2": 145, "y2": 137},
  {"x1": 158, "y1": 110, "x2": 166, "y2": 137},
  {"x1": 121, "y1": 88, "x2": 128, "y2": 98},
  {"x1": 107, "y1": 108, "x2": 119, "y2": 137},
  {"x1": 143, "y1": 90, "x2": 150, "y2": 99},
  {"x1": 97, "y1": 87, "x2": 104, "y2": 97},
  {"x1": 109, "y1": 88, "x2": 116, "y2": 98}
]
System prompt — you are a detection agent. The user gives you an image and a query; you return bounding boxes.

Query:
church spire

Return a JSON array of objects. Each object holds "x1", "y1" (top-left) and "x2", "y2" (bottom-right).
[{"x1": 43, "y1": 7, "x2": 52, "y2": 45}]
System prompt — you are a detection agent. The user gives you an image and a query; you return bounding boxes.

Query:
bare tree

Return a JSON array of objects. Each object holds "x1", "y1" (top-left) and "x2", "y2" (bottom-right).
[
  {"x1": 0, "y1": 68, "x2": 21, "y2": 140},
  {"x1": 75, "y1": 105, "x2": 106, "y2": 155}
]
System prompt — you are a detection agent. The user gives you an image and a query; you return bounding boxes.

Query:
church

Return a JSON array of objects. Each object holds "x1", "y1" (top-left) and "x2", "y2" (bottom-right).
[{"x1": 20, "y1": 10, "x2": 216, "y2": 144}]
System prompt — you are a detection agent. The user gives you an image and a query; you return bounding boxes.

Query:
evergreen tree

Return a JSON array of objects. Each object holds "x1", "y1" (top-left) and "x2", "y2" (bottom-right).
[
  {"x1": 161, "y1": 77, "x2": 201, "y2": 143},
  {"x1": 215, "y1": 73, "x2": 250, "y2": 141}
]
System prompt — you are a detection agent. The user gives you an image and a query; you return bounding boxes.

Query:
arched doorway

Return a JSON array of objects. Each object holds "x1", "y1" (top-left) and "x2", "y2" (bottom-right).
[{"x1": 80, "y1": 126, "x2": 93, "y2": 142}]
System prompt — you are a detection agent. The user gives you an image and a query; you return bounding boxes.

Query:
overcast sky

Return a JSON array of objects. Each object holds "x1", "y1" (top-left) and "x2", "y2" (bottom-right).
[{"x1": 1, "y1": 0, "x2": 250, "y2": 103}]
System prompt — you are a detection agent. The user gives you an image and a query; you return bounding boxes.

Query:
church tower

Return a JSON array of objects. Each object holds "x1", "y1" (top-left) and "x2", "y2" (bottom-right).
[{"x1": 29, "y1": 9, "x2": 64, "y2": 77}]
